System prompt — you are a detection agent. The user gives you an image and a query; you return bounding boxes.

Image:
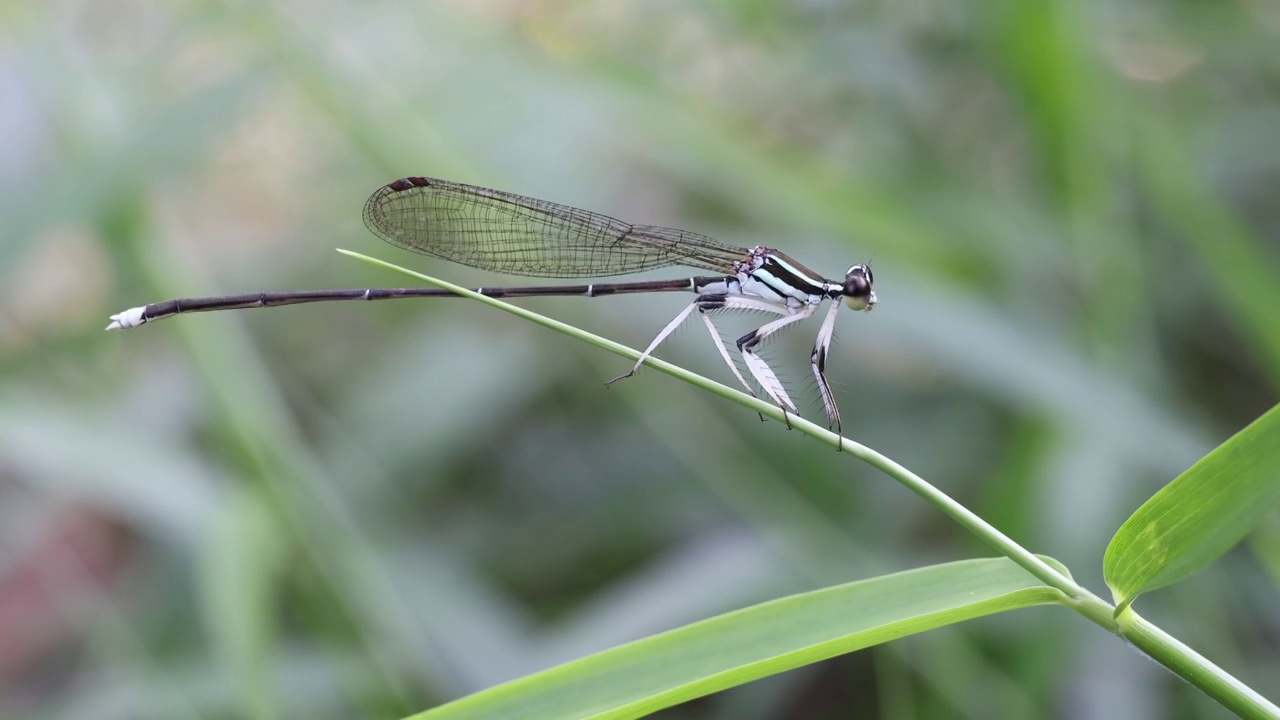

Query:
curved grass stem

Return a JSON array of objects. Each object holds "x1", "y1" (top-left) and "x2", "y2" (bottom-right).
[{"x1": 338, "y1": 248, "x2": 1279, "y2": 719}]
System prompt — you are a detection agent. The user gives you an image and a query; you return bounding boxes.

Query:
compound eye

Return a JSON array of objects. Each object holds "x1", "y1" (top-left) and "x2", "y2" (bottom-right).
[
  {"x1": 842, "y1": 264, "x2": 877, "y2": 310},
  {"x1": 843, "y1": 264, "x2": 872, "y2": 297}
]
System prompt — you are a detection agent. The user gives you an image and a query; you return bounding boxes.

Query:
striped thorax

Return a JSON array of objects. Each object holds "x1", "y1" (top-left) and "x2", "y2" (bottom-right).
[{"x1": 734, "y1": 246, "x2": 876, "y2": 312}]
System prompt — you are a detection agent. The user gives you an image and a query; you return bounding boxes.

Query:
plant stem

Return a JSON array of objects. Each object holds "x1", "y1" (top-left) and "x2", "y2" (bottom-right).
[
  {"x1": 1119, "y1": 610, "x2": 1279, "y2": 719},
  {"x1": 339, "y1": 249, "x2": 1280, "y2": 719}
]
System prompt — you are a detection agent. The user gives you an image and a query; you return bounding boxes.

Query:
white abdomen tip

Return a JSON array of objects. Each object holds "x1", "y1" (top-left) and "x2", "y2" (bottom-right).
[{"x1": 105, "y1": 306, "x2": 147, "y2": 330}]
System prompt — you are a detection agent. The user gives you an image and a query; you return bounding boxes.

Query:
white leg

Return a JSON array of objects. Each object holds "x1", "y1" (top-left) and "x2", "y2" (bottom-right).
[
  {"x1": 697, "y1": 293, "x2": 789, "y2": 404},
  {"x1": 742, "y1": 352, "x2": 799, "y2": 413},
  {"x1": 736, "y1": 306, "x2": 817, "y2": 413},
  {"x1": 607, "y1": 302, "x2": 698, "y2": 385},
  {"x1": 699, "y1": 312, "x2": 757, "y2": 398},
  {"x1": 811, "y1": 300, "x2": 842, "y2": 431},
  {"x1": 716, "y1": 295, "x2": 792, "y2": 316}
]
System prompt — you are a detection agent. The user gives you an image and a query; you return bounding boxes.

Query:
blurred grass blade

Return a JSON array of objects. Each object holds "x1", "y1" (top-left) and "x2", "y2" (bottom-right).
[
  {"x1": 1139, "y1": 124, "x2": 1280, "y2": 390},
  {"x1": 1105, "y1": 403, "x2": 1280, "y2": 614},
  {"x1": 406, "y1": 558, "x2": 1068, "y2": 720},
  {"x1": 201, "y1": 487, "x2": 286, "y2": 720}
]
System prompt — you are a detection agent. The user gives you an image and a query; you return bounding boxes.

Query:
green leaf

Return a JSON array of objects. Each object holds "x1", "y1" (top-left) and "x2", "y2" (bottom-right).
[
  {"x1": 1105, "y1": 402, "x2": 1280, "y2": 614},
  {"x1": 406, "y1": 558, "x2": 1068, "y2": 720}
]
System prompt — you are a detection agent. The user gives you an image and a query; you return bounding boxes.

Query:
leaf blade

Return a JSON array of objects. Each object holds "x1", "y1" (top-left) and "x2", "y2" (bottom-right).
[
  {"x1": 1105, "y1": 402, "x2": 1280, "y2": 611},
  {"x1": 406, "y1": 558, "x2": 1068, "y2": 720}
]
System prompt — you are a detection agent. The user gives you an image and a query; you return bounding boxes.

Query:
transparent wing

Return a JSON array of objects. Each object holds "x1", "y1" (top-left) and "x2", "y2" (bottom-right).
[{"x1": 362, "y1": 177, "x2": 749, "y2": 278}]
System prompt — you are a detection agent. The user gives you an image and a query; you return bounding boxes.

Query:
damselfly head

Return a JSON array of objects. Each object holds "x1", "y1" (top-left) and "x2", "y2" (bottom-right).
[{"x1": 842, "y1": 263, "x2": 877, "y2": 311}]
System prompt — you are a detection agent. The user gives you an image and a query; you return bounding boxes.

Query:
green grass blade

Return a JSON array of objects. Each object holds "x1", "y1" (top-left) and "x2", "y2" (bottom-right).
[
  {"x1": 405, "y1": 558, "x2": 1068, "y2": 720},
  {"x1": 1105, "y1": 403, "x2": 1280, "y2": 613}
]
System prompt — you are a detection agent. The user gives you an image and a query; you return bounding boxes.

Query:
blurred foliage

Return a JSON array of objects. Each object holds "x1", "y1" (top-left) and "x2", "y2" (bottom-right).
[{"x1": 1, "y1": 0, "x2": 1278, "y2": 718}]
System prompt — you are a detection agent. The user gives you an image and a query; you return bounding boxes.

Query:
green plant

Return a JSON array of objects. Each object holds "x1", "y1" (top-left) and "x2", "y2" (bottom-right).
[{"x1": 343, "y1": 251, "x2": 1280, "y2": 720}]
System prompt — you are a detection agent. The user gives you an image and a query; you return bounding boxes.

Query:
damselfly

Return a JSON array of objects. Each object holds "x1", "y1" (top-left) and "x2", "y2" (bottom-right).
[{"x1": 107, "y1": 176, "x2": 877, "y2": 429}]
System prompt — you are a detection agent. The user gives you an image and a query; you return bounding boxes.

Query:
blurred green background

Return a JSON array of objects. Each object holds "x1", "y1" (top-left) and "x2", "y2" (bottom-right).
[{"x1": 2, "y1": 1, "x2": 1278, "y2": 717}]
